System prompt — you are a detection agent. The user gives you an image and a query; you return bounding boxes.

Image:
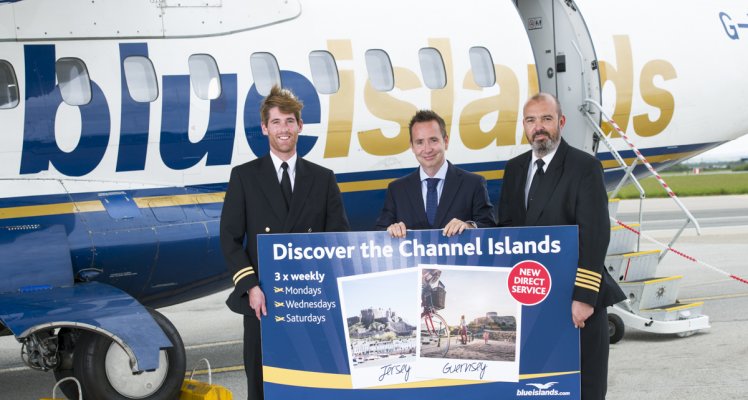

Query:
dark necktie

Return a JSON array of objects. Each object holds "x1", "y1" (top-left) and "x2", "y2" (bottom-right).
[
  {"x1": 526, "y1": 159, "x2": 545, "y2": 210},
  {"x1": 426, "y1": 178, "x2": 440, "y2": 227},
  {"x1": 280, "y1": 161, "x2": 292, "y2": 210}
]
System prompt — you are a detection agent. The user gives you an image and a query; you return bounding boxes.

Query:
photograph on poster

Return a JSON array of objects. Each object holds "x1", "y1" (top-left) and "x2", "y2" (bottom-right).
[
  {"x1": 337, "y1": 268, "x2": 422, "y2": 388},
  {"x1": 417, "y1": 264, "x2": 521, "y2": 382}
]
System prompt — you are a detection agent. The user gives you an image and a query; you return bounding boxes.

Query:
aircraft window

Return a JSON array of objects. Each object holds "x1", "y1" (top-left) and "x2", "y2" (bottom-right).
[
  {"x1": 308, "y1": 50, "x2": 339, "y2": 94},
  {"x1": 56, "y1": 58, "x2": 92, "y2": 106},
  {"x1": 365, "y1": 49, "x2": 394, "y2": 92},
  {"x1": 250, "y1": 52, "x2": 281, "y2": 96},
  {"x1": 188, "y1": 54, "x2": 222, "y2": 100},
  {"x1": 124, "y1": 56, "x2": 159, "y2": 103},
  {"x1": 469, "y1": 47, "x2": 496, "y2": 88},
  {"x1": 0, "y1": 60, "x2": 19, "y2": 109},
  {"x1": 418, "y1": 48, "x2": 447, "y2": 89}
]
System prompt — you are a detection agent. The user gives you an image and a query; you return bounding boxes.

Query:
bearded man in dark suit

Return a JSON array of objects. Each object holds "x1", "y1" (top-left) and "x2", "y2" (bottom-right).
[
  {"x1": 220, "y1": 86, "x2": 349, "y2": 400},
  {"x1": 498, "y1": 92, "x2": 625, "y2": 400}
]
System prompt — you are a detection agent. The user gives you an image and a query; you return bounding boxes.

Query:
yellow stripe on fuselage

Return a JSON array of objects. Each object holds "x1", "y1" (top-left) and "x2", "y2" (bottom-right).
[
  {"x1": 338, "y1": 178, "x2": 395, "y2": 193},
  {"x1": 0, "y1": 200, "x2": 104, "y2": 219},
  {"x1": 336, "y1": 169, "x2": 504, "y2": 193},
  {"x1": 133, "y1": 192, "x2": 225, "y2": 208},
  {"x1": 600, "y1": 150, "x2": 701, "y2": 169},
  {"x1": 0, "y1": 149, "x2": 696, "y2": 220}
]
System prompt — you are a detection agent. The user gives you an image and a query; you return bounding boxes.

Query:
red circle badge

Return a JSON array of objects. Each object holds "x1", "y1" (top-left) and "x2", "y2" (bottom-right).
[{"x1": 508, "y1": 260, "x2": 552, "y2": 306}]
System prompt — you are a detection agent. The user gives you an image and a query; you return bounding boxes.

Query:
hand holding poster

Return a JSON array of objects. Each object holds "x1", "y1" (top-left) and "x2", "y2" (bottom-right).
[{"x1": 259, "y1": 226, "x2": 580, "y2": 399}]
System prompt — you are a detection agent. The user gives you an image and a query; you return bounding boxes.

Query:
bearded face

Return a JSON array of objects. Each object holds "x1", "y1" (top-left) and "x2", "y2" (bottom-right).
[
  {"x1": 528, "y1": 127, "x2": 561, "y2": 157},
  {"x1": 522, "y1": 96, "x2": 565, "y2": 158}
]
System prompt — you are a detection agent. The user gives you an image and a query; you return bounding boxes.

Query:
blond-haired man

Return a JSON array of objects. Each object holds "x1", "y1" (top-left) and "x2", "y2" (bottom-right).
[{"x1": 220, "y1": 86, "x2": 350, "y2": 400}]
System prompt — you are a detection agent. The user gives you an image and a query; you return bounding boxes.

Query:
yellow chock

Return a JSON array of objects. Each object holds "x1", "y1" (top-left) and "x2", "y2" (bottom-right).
[{"x1": 180, "y1": 358, "x2": 233, "y2": 400}]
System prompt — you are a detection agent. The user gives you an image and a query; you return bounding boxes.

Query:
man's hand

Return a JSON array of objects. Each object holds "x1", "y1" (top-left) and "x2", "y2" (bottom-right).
[
  {"x1": 442, "y1": 218, "x2": 474, "y2": 237},
  {"x1": 571, "y1": 300, "x2": 594, "y2": 328},
  {"x1": 248, "y1": 286, "x2": 267, "y2": 319},
  {"x1": 387, "y1": 222, "x2": 408, "y2": 238}
]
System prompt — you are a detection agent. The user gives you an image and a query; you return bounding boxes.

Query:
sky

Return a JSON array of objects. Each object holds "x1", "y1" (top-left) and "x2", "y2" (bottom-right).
[
  {"x1": 339, "y1": 269, "x2": 421, "y2": 325},
  {"x1": 689, "y1": 133, "x2": 748, "y2": 162}
]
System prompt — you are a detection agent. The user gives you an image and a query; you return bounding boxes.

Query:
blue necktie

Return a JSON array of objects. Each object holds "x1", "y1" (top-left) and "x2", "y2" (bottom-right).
[{"x1": 426, "y1": 178, "x2": 440, "y2": 227}]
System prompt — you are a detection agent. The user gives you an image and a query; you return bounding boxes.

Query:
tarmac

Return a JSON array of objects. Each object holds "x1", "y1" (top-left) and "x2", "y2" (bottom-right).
[{"x1": 1, "y1": 195, "x2": 747, "y2": 399}]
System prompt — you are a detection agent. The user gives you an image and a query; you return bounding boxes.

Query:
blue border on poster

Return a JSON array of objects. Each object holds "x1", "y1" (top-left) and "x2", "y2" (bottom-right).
[{"x1": 259, "y1": 226, "x2": 580, "y2": 399}]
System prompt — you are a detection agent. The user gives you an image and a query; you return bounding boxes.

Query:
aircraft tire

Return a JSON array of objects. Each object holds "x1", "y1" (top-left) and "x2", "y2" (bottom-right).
[
  {"x1": 71, "y1": 308, "x2": 186, "y2": 400},
  {"x1": 52, "y1": 328, "x2": 82, "y2": 400},
  {"x1": 52, "y1": 369, "x2": 79, "y2": 399},
  {"x1": 608, "y1": 313, "x2": 625, "y2": 344}
]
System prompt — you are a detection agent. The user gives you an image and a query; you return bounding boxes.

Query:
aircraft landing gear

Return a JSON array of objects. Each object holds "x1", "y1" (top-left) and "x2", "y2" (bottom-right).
[
  {"x1": 608, "y1": 313, "x2": 625, "y2": 344},
  {"x1": 53, "y1": 308, "x2": 186, "y2": 400}
]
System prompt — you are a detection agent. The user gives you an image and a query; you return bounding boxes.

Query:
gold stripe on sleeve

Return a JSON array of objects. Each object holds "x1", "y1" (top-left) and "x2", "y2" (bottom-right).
[
  {"x1": 575, "y1": 281, "x2": 600, "y2": 292},
  {"x1": 233, "y1": 267, "x2": 255, "y2": 284}
]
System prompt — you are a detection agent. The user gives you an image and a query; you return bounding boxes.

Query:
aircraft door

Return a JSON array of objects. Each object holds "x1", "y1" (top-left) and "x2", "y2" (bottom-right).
[{"x1": 515, "y1": 0, "x2": 602, "y2": 154}]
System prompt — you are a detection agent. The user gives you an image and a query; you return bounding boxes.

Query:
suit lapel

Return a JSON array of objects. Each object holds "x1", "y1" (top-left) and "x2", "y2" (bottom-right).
[
  {"x1": 257, "y1": 155, "x2": 288, "y2": 222},
  {"x1": 434, "y1": 163, "x2": 462, "y2": 227},
  {"x1": 515, "y1": 152, "x2": 531, "y2": 222},
  {"x1": 525, "y1": 140, "x2": 568, "y2": 225},
  {"x1": 404, "y1": 171, "x2": 429, "y2": 227},
  {"x1": 283, "y1": 158, "x2": 314, "y2": 231}
]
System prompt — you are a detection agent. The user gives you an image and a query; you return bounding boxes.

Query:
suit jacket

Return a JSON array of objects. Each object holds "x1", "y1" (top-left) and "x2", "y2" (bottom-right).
[
  {"x1": 498, "y1": 139, "x2": 625, "y2": 307},
  {"x1": 220, "y1": 154, "x2": 350, "y2": 315},
  {"x1": 375, "y1": 162, "x2": 495, "y2": 230}
]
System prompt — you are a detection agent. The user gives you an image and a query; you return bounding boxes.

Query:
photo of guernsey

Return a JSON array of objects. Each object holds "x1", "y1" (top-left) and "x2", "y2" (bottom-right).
[{"x1": 258, "y1": 227, "x2": 581, "y2": 400}]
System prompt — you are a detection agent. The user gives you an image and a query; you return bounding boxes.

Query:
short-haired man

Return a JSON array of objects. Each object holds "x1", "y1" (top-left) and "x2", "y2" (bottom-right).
[
  {"x1": 499, "y1": 93, "x2": 625, "y2": 399},
  {"x1": 376, "y1": 109, "x2": 494, "y2": 236},
  {"x1": 220, "y1": 86, "x2": 350, "y2": 400}
]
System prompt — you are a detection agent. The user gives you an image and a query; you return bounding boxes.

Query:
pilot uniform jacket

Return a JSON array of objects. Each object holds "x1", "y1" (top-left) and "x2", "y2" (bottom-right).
[
  {"x1": 375, "y1": 162, "x2": 495, "y2": 230},
  {"x1": 498, "y1": 139, "x2": 625, "y2": 307},
  {"x1": 220, "y1": 154, "x2": 350, "y2": 315},
  {"x1": 498, "y1": 138, "x2": 625, "y2": 400}
]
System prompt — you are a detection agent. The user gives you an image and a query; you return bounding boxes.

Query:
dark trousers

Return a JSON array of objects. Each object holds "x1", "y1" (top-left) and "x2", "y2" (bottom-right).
[
  {"x1": 243, "y1": 315, "x2": 264, "y2": 400},
  {"x1": 580, "y1": 306, "x2": 610, "y2": 400}
]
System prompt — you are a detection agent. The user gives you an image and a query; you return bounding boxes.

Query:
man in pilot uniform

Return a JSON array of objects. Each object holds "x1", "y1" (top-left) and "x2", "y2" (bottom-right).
[
  {"x1": 498, "y1": 93, "x2": 625, "y2": 399},
  {"x1": 220, "y1": 86, "x2": 350, "y2": 400}
]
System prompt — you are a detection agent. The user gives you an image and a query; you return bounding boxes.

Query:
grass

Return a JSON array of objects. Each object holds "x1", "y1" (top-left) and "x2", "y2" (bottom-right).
[{"x1": 614, "y1": 171, "x2": 748, "y2": 199}]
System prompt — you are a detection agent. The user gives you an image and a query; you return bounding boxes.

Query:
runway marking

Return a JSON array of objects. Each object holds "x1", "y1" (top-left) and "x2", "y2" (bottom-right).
[
  {"x1": 185, "y1": 339, "x2": 242, "y2": 350},
  {"x1": 188, "y1": 365, "x2": 245, "y2": 377},
  {"x1": 681, "y1": 279, "x2": 736, "y2": 288},
  {"x1": 0, "y1": 366, "x2": 32, "y2": 374},
  {"x1": 681, "y1": 292, "x2": 748, "y2": 302}
]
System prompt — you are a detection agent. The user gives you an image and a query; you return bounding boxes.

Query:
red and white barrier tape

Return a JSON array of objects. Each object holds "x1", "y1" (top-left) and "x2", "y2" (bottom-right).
[
  {"x1": 604, "y1": 117, "x2": 676, "y2": 198},
  {"x1": 612, "y1": 218, "x2": 748, "y2": 285}
]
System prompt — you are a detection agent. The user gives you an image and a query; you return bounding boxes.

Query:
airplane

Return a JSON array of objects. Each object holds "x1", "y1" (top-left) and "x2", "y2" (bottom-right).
[{"x1": 1, "y1": 0, "x2": 746, "y2": 398}]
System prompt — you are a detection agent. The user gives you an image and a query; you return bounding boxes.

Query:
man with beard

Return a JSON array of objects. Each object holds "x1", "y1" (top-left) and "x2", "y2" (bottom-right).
[{"x1": 498, "y1": 93, "x2": 624, "y2": 400}]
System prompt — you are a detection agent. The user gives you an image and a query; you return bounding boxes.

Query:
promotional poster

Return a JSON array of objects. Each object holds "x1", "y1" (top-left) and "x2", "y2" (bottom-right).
[{"x1": 258, "y1": 226, "x2": 580, "y2": 399}]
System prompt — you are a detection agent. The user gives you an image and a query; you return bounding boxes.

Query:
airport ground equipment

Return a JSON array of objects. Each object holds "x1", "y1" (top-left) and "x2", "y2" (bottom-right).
[
  {"x1": 583, "y1": 100, "x2": 710, "y2": 342},
  {"x1": 180, "y1": 358, "x2": 233, "y2": 400},
  {"x1": 521, "y1": 0, "x2": 712, "y2": 342}
]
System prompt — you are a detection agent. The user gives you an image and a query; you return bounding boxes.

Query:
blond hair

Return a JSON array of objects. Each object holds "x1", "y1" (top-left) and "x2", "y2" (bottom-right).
[{"x1": 260, "y1": 86, "x2": 304, "y2": 125}]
